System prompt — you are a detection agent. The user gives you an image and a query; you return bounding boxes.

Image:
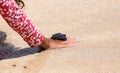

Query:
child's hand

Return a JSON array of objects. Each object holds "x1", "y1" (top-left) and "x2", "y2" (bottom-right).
[{"x1": 40, "y1": 37, "x2": 79, "y2": 49}]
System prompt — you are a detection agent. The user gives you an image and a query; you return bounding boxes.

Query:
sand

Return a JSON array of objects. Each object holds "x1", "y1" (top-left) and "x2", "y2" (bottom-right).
[{"x1": 0, "y1": 0, "x2": 120, "y2": 73}]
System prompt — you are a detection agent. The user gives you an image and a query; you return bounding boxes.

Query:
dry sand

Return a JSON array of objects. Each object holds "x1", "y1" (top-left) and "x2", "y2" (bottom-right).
[{"x1": 0, "y1": 0, "x2": 120, "y2": 73}]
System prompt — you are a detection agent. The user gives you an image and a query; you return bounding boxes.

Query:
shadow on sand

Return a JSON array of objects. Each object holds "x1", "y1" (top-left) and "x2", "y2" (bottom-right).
[{"x1": 0, "y1": 31, "x2": 46, "y2": 60}]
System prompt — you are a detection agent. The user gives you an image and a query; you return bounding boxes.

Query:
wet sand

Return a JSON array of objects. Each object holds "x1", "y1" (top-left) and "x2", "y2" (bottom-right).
[{"x1": 0, "y1": 0, "x2": 120, "y2": 73}]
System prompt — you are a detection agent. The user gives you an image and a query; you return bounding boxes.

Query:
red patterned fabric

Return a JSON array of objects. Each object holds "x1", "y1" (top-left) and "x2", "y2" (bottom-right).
[{"x1": 0, "y1": 0, "x2": 44, "y2": 47}]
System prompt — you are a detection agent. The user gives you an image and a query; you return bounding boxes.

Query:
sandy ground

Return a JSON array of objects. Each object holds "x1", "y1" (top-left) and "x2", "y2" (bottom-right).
[{"x1": 0, "y1": 0, "x2": 120, "y2": 73}]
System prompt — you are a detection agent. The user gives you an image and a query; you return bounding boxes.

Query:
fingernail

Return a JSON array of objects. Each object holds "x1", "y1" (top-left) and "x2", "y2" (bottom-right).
[
  {"x1": 70, "y1": 43, "x2": 77, "y2": 46},
  {"x1": 74, "y1": 44, "x2": 77, "y2": 46},
  {"x1": 76, "y1": 36, "x2": 80, "y2": 41},
  {"x1": 77, "y1": 39, "x2": 80, "y2": 42},
  {"x1": 70, "y1": 43, "x2": 73, "y2": 45}
]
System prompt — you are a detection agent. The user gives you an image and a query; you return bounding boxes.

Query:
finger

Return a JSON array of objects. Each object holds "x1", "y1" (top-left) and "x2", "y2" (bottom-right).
[
  {"x1": 61, "y1": 43, "x2": 77, "y2": 48},
  {"x1": 58, "y1": 42, "x2": 77, "y2": 48},
  {"x1": 63, "y1": 37, "x2": 79, "y2": 44},
  {"x1": 67, "y1": 36, "x2": 80, "y2": 42}
]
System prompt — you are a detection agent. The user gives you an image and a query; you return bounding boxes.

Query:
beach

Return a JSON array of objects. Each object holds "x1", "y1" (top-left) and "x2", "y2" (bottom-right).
[{"x1": 0, "y1": 0, "x2": 120, "y2": 73}]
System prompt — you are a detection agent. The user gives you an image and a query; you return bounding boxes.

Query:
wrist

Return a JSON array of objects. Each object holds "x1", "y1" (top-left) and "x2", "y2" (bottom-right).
[{"x1": 40, "y1": 37, "x2": 50, "y2": 49}]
